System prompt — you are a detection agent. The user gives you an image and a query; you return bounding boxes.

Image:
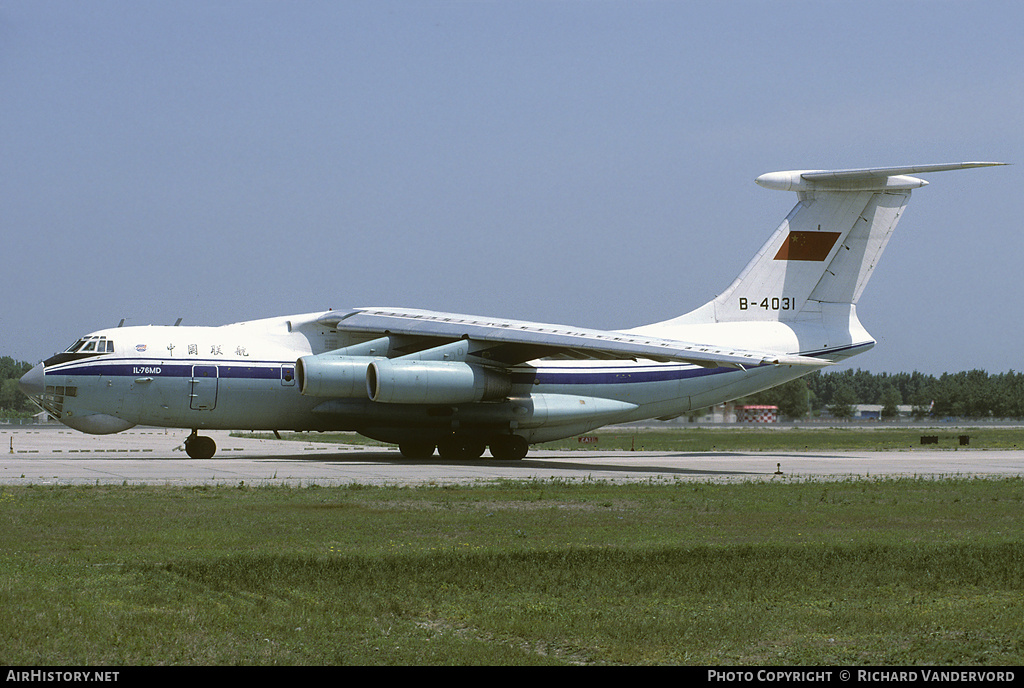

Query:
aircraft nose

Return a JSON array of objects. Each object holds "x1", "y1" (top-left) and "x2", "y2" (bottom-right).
[{"x1": 18, "y1": 363, "x2": 45, "y2": 398}]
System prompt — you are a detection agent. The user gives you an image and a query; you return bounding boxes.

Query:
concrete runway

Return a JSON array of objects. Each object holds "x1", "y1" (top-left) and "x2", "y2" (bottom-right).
[{"x1": 2, "y1": 426, "x2": 1022, "y2": 486}]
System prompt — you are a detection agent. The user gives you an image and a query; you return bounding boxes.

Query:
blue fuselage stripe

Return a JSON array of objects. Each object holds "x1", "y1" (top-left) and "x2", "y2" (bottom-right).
[
  {"x1": 49, "y1": 360, "x2": 287, "y2": 381},
  {"x1": 46, "y1": 341, "x2": 870, "y2": 387},
  {"x1": 51, "y1": 359, "x2": 725, "y2": 386}
]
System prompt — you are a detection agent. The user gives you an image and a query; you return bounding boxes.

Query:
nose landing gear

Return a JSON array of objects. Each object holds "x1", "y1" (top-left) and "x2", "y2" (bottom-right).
[{"x1": 184, "y1": 430, "x2": 217, "y2": 459}]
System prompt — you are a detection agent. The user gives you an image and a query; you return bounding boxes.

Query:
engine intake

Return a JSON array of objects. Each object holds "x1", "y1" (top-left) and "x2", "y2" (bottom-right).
[{"x1": 367, "y1": 360, "x2": 511, "y2": 404}]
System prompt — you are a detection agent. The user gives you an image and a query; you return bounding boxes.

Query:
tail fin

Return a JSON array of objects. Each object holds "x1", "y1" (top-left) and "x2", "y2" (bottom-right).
[{"x1": 674, "y1": 162, "x2": 1005, "y2": 326}]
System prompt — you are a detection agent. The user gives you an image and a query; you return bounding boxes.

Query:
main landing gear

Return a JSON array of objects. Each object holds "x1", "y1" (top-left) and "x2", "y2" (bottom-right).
[
  {"x1": 184, "y1": 430, "x2": 217, "y2": 459},
  {"x1": 488, "y1": 435, "x2": 529, "y2": 461},
  {"x1": 398, "y1": 434, "x2": 529, "y2": 461}
]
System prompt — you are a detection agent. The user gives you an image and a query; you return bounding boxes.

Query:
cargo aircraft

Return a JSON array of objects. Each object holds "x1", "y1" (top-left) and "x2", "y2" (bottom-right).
[{"x1": 19, "y1": 162, "x2": 1003, "y2": 460}]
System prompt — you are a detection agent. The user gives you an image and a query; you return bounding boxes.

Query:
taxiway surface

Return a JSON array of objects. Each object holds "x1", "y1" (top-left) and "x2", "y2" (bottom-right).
[{"x1": 2, "y1": 426, "x2": 1022, "y2": 486}]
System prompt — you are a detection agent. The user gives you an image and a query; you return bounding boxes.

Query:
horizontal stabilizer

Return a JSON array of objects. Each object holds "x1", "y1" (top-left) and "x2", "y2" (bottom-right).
[{"x1": 756, "y1": 161, "x2": 1007, "y2": 192}]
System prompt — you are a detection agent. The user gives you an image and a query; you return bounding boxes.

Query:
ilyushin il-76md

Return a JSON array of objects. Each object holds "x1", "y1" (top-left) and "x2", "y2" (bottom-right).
[{"x1": 19, "y1": 162, "x2": 1004, "y2": 460}]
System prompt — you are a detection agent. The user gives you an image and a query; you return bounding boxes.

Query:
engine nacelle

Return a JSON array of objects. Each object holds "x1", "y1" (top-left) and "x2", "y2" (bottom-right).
[
  {"x1": 296, "y1": 355, "x2": 373, "y2": 398},
  {"x1": 367, "y1": 360, "x2": 511, "y2": 404}
]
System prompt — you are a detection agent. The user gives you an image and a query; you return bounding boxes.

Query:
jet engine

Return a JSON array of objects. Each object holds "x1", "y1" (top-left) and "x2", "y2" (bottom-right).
[
  {"x1": 367, "y1": 359, "x2": 511, "y2": 404},
  {"x1": 295, "y1": 355, "x2": 372, "y2": 398}
]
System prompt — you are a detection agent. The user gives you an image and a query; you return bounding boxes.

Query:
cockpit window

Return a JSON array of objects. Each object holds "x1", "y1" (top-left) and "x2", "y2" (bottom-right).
[
  {"x1": 45, "y1": 336, "x2": 115, "y2": 367},
  {"x1": 63, "y1": 336, "x2": 115, "y2": 355}
]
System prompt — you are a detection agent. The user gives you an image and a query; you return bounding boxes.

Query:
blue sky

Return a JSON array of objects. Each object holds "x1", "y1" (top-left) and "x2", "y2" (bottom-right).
[{"x1": 2, "y1": 1, "x2": 1021, "y2": 375}]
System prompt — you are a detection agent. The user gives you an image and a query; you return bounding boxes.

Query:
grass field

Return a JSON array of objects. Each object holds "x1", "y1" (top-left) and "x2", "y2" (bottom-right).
[{"x1": 2, "y1": 476, "x2": 1022, "y2": 665}]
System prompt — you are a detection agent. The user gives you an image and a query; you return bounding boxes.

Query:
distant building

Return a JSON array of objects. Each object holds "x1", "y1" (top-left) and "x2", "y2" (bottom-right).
[
  {"x1": 690, "y1": 402, "x2": 739, "y2": 423},
  {"x1": 852, "y1": 404, "x2": 914, "y2": 420},
  {"x1": 737, "y1": 405, "x2": 779, "y2": 423},
  {"x1": 683, "y1": 403, "x2": 778, "y2": 423}
]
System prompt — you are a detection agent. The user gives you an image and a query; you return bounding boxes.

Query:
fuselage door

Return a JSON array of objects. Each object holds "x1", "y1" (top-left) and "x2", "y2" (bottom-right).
[{"x1": 189, "y1": 365, "x2": 219, "y2": 410}]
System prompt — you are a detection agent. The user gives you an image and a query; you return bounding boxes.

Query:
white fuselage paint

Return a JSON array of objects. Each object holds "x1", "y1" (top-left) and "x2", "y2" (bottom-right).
[{"x1": 37, "y1": 311, "x2": 866, "y2": 443}]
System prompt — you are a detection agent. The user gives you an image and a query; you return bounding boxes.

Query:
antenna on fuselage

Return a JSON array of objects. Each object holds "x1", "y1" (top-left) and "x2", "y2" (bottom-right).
[
  {"x1": 174, "y1": 318, "x2": 183, "y2": 326},
  {"x1": 118, "y1": 319, "x2": 125, "y2": 328}
]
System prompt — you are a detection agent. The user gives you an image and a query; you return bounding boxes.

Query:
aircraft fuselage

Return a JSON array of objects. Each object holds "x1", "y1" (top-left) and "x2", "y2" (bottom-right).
[{"x1": 25, "y1": 312, "x2": 828, "y2": 451}]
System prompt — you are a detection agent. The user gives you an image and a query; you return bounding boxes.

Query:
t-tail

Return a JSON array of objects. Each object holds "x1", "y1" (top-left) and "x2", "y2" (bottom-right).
[{"x1": 639, "y1": 162, "x2": 1006, "y2": 363}]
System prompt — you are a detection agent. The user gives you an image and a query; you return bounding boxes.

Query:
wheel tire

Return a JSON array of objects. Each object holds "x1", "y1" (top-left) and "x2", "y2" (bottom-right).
[
  {"x1": 489, "y1": 435, "x2": 529, "y2": 460},
  {"x1": 437, "y1": 437, "x2": 487, "y2": 460},
  {"x1": 436, "y1": 437, "x2": 462, "y2": 460},
  {"x1": 399, "y1": 440, "x2": 435, "y2": 459},
  {"x1": 185, "y1": 435, "x2": 217, "y2": 460},
  {"x1": 462, "y1": 438, "x2": 487, "y2": 460}
]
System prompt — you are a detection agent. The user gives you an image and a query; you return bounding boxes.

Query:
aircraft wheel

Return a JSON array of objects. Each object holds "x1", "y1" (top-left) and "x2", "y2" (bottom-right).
[
  {"x1": 489, "y1": 435, "x2": 529, "y2": 461},
  {"x1": 184, "y1": 433, "x2": 217, "y2": 460},
  {"x1": 437, "y1": 437, "x2": 487, "y2": 460},
  {"x1": 436, "y1": 438, "x2": 462, "y2": 460},
  {"x1": 399, "y1": 440, "x2": 435, "y2": 459},
  {"x1": 462, "y1": 438, "x2": 487, "y2": 460}
]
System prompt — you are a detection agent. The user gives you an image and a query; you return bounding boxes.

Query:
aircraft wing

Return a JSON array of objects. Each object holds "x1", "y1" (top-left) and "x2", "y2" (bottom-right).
[{"x1": 316, "y1": 307, "x2": 829, "y2": 370}]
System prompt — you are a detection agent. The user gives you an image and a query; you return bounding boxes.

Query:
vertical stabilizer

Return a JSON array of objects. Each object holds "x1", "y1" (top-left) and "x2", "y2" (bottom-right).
[
  {"x1": 665, "y1": 162, "x2": 1006, "y2": 328},
  {"x1": 704, "y1": 188, "x2": 907, "y2": 324}
]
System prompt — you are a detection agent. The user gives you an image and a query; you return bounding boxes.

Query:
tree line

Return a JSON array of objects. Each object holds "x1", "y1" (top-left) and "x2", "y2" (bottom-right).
[
  {"x1": 0, "y1": 357, "x2": 35, "y2": 416},
  {"x1": 740, "y1": 368, "x2": 1024, "y2": 420}
]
